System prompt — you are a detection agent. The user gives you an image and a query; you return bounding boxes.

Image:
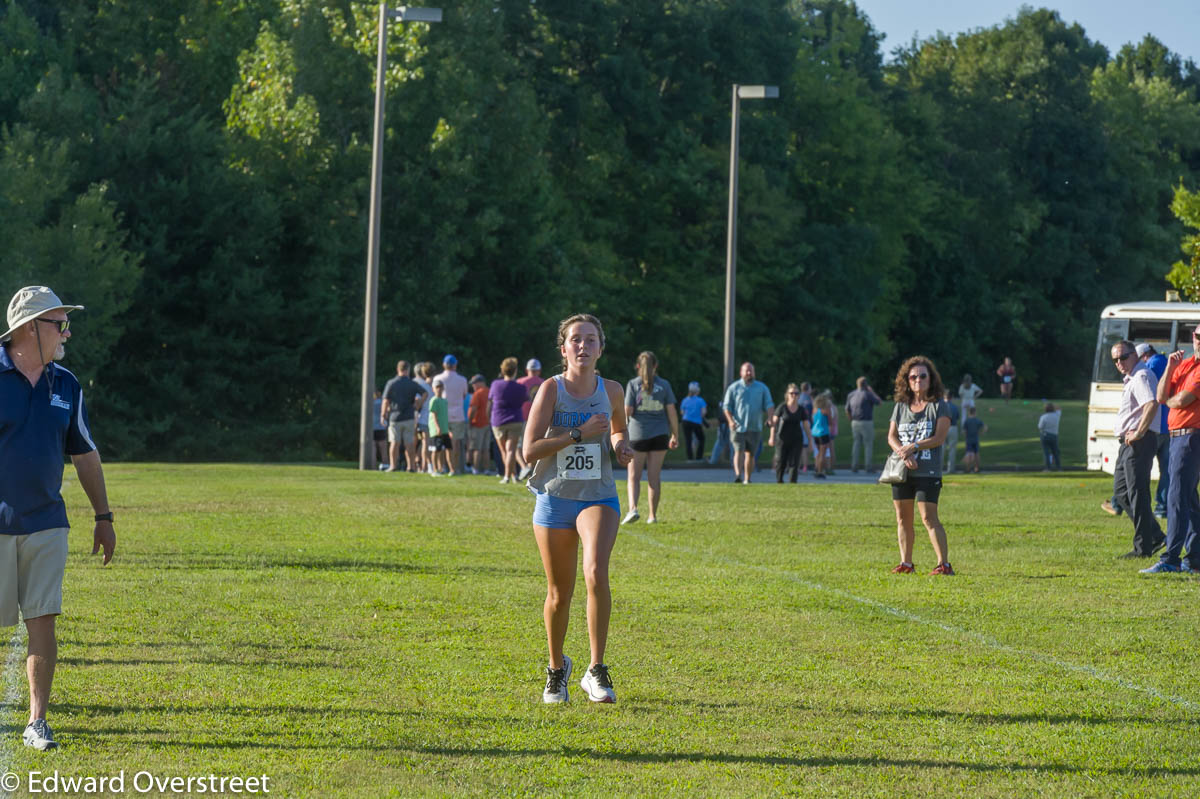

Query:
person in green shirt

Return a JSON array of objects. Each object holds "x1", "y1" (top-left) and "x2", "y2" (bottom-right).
[{"x1": 428, "y1": 378, "x2": 454, "y2": 476}]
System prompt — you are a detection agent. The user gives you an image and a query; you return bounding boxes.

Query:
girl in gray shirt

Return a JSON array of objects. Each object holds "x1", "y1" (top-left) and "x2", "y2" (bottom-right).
[{"x1": 622, "y1": 351, "x2": 679, "y2": 525}]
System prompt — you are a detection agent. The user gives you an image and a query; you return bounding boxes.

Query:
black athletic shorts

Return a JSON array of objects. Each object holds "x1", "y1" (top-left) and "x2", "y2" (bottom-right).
[
  {"x1": 891, "y1": 475, "x2": 942, "y2": 504},
  {"x1": 630, "y1": 434, "x2": 671, "y2": 452}
]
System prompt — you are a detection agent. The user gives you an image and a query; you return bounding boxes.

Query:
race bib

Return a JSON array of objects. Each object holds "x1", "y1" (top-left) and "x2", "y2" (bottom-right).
[
  {"x1": 558, "y1": 443, "x2": 602, "y2": 480},
  {"x1": 1003, "y1": 375, "x2": 1013, "y2": 383}
]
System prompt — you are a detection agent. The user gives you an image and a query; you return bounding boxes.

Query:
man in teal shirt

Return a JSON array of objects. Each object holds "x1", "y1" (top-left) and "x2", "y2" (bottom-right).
[{"x1": 722, "y1": 362, "x2": 774, "y2": 484}]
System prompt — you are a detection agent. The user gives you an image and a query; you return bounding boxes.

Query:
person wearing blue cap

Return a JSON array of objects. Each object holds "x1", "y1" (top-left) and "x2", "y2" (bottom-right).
[
  {"x1": 679, "y1": 381, "x2": 708, "y2": 461},
  {"x1": 435, "y1": 355, "x2": 470, "y2": 475}
]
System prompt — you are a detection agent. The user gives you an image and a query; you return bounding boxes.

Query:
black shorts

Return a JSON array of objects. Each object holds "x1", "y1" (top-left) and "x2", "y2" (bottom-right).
[
  {"x1": 373, "y1": 429, "x2": 387, "y2": 442},
  {"x1": 813, "y1": 434, "x2": 831, "y2": 446},
  {"x1": 427, "y1": 434, "x2": 451, "y2": 451},
  {"x1": 891, "y1": 475, "x2": 942, "y2": 504},
  {"x1": 630, "y1": 434, "x2": 670, "y2": 452}
]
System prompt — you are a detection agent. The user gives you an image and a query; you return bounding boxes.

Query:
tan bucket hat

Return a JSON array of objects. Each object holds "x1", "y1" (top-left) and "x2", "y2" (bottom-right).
[{"x1": 2, "y1": 286, "x2": 84, "y2": 342}]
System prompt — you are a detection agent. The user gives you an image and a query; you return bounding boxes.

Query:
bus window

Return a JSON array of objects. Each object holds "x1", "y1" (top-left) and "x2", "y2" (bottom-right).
[
  {"x1": 1130, "y1": 320, "x2": 1173, "y2": 357},
  {"x1": 1180, "y1": 324, "x2": 1199, "y2": 359},
  {"x1": 1094, "y1": 318, "x2": 1129, "y2": 382},
  {"x1": 1094, "y1": 319, "x2": 1172, "y2": 382}
]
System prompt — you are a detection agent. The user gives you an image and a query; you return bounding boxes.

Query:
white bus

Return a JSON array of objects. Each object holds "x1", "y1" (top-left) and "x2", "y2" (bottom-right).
[{"x1": 1088, "y1": 300, "x2": 1200, "y2": 473}]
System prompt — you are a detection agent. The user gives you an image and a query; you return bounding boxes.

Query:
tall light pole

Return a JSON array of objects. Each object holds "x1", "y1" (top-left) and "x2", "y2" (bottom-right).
[
  {"x1": 360, "y1": 4, "x2": 442, "y2": 471},
  {"x1": 723, "y1": 84, "x2": 778, "y2": 392}
]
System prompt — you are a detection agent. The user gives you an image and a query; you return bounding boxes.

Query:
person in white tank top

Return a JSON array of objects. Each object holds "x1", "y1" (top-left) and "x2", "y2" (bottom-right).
[{"x1": 523, "y1": 314, "x2": 634, "y2": 704}]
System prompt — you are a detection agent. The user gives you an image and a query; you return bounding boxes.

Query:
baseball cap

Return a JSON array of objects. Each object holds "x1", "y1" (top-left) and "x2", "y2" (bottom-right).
[
  {"x1": 2, "y1": 286, "x2": 84, "y2": 342},
  {"x1": 443, "y1": 354, "x2": 457, "y2": 366},
  {"x1": 432, "y1": 376, "x2": 445, "y2": 388},
  {"x1": 688, "y1": 381, "x2": 700, "y2": 392},
  {"x1": 1135, "y1": 343, "x2": 1153, "y2": 357},
  {"x1": 469, "y1": 373, "x2": 485, "y2": 385},
  {"x1": 526, "y1": 358, "x2": 542, "y2": 371}
]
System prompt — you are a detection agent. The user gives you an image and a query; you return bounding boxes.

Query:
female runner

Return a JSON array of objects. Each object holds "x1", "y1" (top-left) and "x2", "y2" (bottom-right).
[{"x1": 525, "y1": 314, "x2": 634, "y2": 703}]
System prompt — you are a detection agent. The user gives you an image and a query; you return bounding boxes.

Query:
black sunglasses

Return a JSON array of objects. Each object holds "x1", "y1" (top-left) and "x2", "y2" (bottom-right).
[
  {"x1": 35, "y1": 318, "x2": 70, "y2": 334},
  {"x1": 1113, "y1": 351, "x2": 1134, "y2": 363}
]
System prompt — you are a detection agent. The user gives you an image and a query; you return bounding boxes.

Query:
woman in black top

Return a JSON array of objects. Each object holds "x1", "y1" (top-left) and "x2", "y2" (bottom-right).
[{"x1": 769, "y1": 383, "x2": 812, "y2": 483}]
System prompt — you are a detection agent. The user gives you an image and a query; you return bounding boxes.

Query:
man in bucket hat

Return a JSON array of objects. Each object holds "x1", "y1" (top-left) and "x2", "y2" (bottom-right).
[{"x1": 1, "y1": 286, "x2": 116, "y2": 751}]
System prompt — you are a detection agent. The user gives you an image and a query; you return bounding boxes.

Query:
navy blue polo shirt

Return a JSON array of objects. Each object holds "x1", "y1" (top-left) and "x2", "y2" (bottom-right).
[{"x1": 0, "y1": 344, "x2": 96, "y2": 535}]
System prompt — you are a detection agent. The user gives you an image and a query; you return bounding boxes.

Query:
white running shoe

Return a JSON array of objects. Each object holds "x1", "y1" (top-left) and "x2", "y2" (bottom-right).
[
  {"x1": 543, "y1": 654, "x2": 572, "y2": 703},
  {"x1": 646, "y1": 518, "x2": 657, "y2": 524},
  {"x1": 580, "y1": 663, "x2": 616, "y2": 703},
  {"x1": 518, "y1": 464, "x2": 534, "y2": 482},
  {"x1": 23, "y1": 719, "x2": 57, "y2": 750},
  {"x1": 621, "y1": 510, "x2": 640, "y2": 525},
  {"x1": 499, "y1": 476, "x2": 510, "y2": 484}
]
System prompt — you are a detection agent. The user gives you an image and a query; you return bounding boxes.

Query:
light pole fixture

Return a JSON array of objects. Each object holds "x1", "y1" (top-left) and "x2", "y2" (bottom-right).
[
  {"x1": 359, "y1": 4, "x2": 442, "y2": 471},
  {"x1": 723, "y1": 83, "x2": 778, "y2": 392}
]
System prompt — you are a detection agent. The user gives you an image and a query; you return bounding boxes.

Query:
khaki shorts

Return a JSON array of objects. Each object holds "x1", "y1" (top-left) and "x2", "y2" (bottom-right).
[
  {"x1": 0, "y1": 528, "x2": 69, "y2": 628},
  {"x1": 492, "y1": 421, "x2": 524, "y2": 441},
  {"x1": 449, "y1": 421, "x2": 468, "y2": 442},
  {"x1": 388, "y1": 418, "x2": 416, "y2": 446},
  {"x1": 467, "y1": 426, "x2": 491, "y2": 451}
]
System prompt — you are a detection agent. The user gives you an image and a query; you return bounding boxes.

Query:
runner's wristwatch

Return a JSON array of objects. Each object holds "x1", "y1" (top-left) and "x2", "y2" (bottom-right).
[
  {"x1": 569, "y1": 428, "x2": 582, "y2": 443},
  {"x1": 95, "y1": 512, "x2": 114, "y2": 523}
]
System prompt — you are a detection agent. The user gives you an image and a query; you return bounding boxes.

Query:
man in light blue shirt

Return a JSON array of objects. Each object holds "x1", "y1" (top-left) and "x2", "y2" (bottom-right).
[{"x1": 722, "y1": 362, "x2": 774, "y2": 484}]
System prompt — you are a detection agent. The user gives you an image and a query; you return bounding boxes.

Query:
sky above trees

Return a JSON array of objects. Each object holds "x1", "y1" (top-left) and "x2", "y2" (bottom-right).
[{"x1": 860, "y1": 0, "x2": 1200, "y2": 63}]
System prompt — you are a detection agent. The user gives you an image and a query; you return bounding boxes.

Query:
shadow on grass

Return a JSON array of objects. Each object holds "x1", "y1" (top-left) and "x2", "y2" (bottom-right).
[
  {"x1": 57, "y1": 656, "x2": 338, "y2": 668},
  {"x1": 61, "y1": 639, "x2": 344, "y2": 653},
  {"x1": 55, "y1": 702, "x2": 466, "y2": 721},
  {"x1": 114, "y1": 553, "x2": 523, "y2": 576},
  {"x1": 410, "y1": 745, "x2": 1200, "y2": 777},
  {"x1": 860, "y1": 707, "x2": 1200, "y2": 728}
]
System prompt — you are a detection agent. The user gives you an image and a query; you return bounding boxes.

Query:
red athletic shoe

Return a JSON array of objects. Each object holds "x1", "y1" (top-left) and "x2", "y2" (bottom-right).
[
  {"x1": 891, "y1": 563, "x2": 915, "y2": 574},
  {"x1": 930, "y1": 562, "x2": 955, "y2": 576}
]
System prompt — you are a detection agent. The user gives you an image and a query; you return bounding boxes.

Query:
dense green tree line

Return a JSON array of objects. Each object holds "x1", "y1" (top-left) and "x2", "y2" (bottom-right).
[{"x1": 2, "y1": 0, "x2": 1199, "y2": 460}]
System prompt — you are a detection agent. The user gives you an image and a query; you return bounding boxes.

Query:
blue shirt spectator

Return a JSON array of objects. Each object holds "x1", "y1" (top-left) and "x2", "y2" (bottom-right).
[
  {"x1": 1138, "y1": 344, "x2": 1168, "y2": 434},
  {"x1": 722, "y1": 367, "x2": 774, "y2": 433},
  {"x1": 680, "y1": 394, "x2": 707, "y2": 425}
]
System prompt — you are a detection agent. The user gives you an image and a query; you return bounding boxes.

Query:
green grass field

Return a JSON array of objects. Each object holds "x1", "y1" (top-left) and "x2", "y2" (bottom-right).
[{"x1": 2, "y1": 459, "x2": 1197, "y2": 798}]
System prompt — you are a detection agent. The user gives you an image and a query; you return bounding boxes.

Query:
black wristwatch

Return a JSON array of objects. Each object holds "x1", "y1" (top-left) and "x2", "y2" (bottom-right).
[
  {"x1": 95, "y1": 512, "x2": 114, "y2": 523},
  {"x1": 569, "y1": 428, "x2": 582, "y2": 443}
]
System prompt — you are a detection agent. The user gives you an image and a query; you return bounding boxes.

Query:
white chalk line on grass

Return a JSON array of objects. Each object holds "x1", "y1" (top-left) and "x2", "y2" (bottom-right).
[
  {"x1": 0, "y1": 625, "x2": 25, "y2": 799},
  {"x1": 630, "y1": 531, "x2": 1200, "y2": 713}
]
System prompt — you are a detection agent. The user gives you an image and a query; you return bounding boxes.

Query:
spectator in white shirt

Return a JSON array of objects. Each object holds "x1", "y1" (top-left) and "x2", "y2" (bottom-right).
[{"x1": 957, "y1": 374, "x2": 983, "y2": 431}]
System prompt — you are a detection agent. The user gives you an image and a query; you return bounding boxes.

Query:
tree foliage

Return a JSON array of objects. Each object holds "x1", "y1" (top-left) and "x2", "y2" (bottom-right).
[{"x1": 1, "y1": 0, "x2": 1199, "y2": 459}]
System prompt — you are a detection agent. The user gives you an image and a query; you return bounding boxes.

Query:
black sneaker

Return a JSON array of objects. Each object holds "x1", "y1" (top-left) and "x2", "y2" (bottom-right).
[
  {"x1": 542, "y1": 654, "x2": 572, "y2": 704},
  {"x1": 580, "y1": 663, "x2": 616, "y2": 703}
]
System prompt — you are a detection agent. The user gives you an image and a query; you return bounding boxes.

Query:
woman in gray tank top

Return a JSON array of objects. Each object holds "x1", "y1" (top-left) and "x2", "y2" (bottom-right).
[
  {"x1": 524, "y1": 314, "x2": 634, "y2": 705},
  {"x1": 886, "y1": 355, "x2": 955, "y2": 576}
]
